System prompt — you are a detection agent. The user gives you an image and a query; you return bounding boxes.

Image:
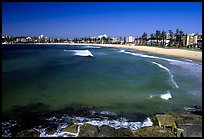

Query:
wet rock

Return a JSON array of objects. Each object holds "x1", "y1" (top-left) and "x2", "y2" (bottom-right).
[
  {"x1": 115, "y1": 127, "x2": 135, "y2": 137},
  {"x1": 46, "y1": 128, "x2": 56, "y2": 135},
  {"x1": 61, "y1": 124, "x2": 78, "y2": 134},
  {"x1": 70, "y1": 119, "x2": 81, "y2": 124},
  {"x1": 184, "y1": 105, "x2": 202, "y2": 115},
  {"x1": 45, "y1": 124, "x2": 57, "y2": 135},
  {"x1": 71, "y1": 104, "x2": 94, "y2": 117},
  {"x1": 98, "y1": 125, "x2": 116, "y2": 137},
  {"x1": 173, "y1": 114, "x2": 202, "y2": 137},
  {"x1": 16, "y1": 129, "x2": 40, "y2": 137},
  {"x1": 159, "y1": 112, "x2": 202, "y2": 137},
  {"x1": 151, "y1": 114, "x2": 177, "y2": 130},
  {"x1": 134, "y1": 126, "x2": 175, "y2": 137},
  {"x1": 78, "y1": 124, "x2": 99, "y2": 137}
]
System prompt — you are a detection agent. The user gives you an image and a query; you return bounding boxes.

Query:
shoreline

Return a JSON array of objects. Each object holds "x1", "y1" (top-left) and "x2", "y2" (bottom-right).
[
  {"x1": 72, "y1": 43, "x2": 202, "y2": 61},
  {"x1": 3, "y1": 43, "x2": 202, "y2": 61},
  {"x1": 2, "y1": 104, "x2": 202, "y2": 137}
]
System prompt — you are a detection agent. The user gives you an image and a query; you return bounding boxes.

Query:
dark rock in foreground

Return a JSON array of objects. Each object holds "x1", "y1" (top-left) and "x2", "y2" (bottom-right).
[
  {"x1": 167, "y1": 112, "x2": 202, "y2": 137},
  {"x1": 98, "y1": 125, "x2": 116, "y2": 137},
  {"x1": 78, "y1": 124, "x2": 100, "y2": 137},
  {"x1": 61, "y1": 124, "x2": 78, "y2": 134},
  {"x1": 134, "y1": 126, "x2": 175, "y2": 137},
  {"x1": 115, "y1": 127, "x2": 135, "y2": 137},
  {"x1": 78, "y1": 124, "x2": 135, "y2": 137},
  {"x1": 16, "y1": 129, "x2": 40, "y2": 137}
]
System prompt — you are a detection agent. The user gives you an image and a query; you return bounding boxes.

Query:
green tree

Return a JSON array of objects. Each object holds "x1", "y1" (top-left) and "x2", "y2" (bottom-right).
[
  {"x1": 156, "y1": 30, "x2": 161, "y2": 46},
  {"x1": 149, "y1": 34, "x2": 155, "y2": 46},
  {"x1": 168, "y1": 30, "x2": 174, "y2": 46},
  {"x1": 142, "y1": 32, "x2": 148, "y2": 45},
  {"x1": 161, "y1": 31, "x2": 166, "y2": 47},
  {"x1": 179, "y1": 30, "x2": 184, "y2": 47},
  {"x1": 175, "y1": 29, "x2": 180, "y2": 47}
]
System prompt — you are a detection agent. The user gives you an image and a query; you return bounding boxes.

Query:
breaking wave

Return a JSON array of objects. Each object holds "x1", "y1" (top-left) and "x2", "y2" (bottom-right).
[
  {"x1": 2, "y1": 111, "x2": 153, "y2": 137},
  {"x1": 120, "y1": 50, "x2": 175, "y2": 62},
  {"x1": 64, "y1": 50, "x2": 94, "y2": 57},
  {"x1": 151, "y1": 62, "x2": 178, "y2": 88},
  {"x1": 119, "y1": 50, "x2": 201, "y2": 77},
  {"x1": 160, "y1": 91, "x2": 172, "y2": 100},
  {"x1": 149, "y1": 90, "x2": 172, "y2": 100},
  {"x1": 37, "y1": 115, "x2": 152, "y2": 137}
]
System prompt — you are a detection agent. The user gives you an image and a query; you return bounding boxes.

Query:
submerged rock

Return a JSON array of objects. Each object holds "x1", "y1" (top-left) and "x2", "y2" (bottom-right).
[
  {"x1": 134, "y1": 126, "x2": 175, "y2": 137},
  {"x1": 16, "y1": 129, "x2": 40, "y2": 137}
]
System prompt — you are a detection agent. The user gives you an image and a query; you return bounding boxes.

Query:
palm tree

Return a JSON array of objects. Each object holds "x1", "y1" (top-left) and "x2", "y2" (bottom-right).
[
  {"x1": 156, "y1": 30, "x2": 161, "y2": 46},
  {"x1": 179, "y1": 30, "x2": 184, "y2": 47},
  {"x1": 168, "y1": 30, "x2": 174, "y2": 46},
  {"x1": 175, "y1": 29, "x2": 180, "y2": 47},
  {"x1": 142, "y1": 32, "x2": 147, "y2": 45},
  {"x1": 150, "y1": 34, "x2": 155, "y2": 46},
  {"x1": 161, "y1": 31, "x2": 166, "y2": 47}
]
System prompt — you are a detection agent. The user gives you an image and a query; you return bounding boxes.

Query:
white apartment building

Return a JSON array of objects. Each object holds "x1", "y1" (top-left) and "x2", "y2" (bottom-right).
[{"x1": 126, "y1": 36, "x2": 135, "y2": 43}]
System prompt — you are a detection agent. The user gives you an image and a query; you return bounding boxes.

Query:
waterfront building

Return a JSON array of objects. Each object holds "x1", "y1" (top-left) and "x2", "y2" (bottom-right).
[
  {"x1": 15, "y1": 37, "x2": 27, "y2": 43},
  {"x1": 182, "y1": 33, "x2": 201, "y2": 48},
  {"x1": 126, "y1": 36, "x2": 135, "y2": 43}
]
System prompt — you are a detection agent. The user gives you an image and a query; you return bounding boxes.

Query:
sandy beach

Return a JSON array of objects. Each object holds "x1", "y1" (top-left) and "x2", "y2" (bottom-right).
[{"x1": 72, "y1": 43, "x2": 202, "y2": 61}]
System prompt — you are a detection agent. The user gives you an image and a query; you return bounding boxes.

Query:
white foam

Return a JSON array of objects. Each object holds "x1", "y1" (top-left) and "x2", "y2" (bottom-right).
[
  {"x1": 121, "y1": 50, "x2": 201, "y2": 78},
  {"x1": 84, "y1": 118, "x2": 150, "y2": 131},
  {"x1": 122, "y1": 51, "x2": 175, "y2": 62},
  {"x1": 30, "y1": 114, "x2": 155, "y2": 137},
  {"x1": 83, "y1": 46, "x2": 101, "y2": 49},
  {"x1": 184, "y1": 59, "x2": 193, "y2": 62},
  {"x1": 100, "y1": 111, "x2": 116, "y2": 116},
  {"x1": 119, "y1": 49, "x2": 125, "y2": 53},
  {"x1": 141, "y1": 118, "x2": 153, "y2": 127},
  {"x1": 65, "y1": 50, "x2": 94, "y2": 57},
  {"x1": 170, "y1": 60, "x2": 202, "y2": 78},
  {"x1": 160, "y1": 91, "x2": 172, "y2": 100},
  {"x1": 151, "y1": 62, "x2": 178, "y2": 88}
]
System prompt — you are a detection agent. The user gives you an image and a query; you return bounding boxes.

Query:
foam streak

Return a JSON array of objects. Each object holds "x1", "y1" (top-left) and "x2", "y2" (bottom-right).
[{"x1": 151, "y1": 62, "x2": 178, "y2": 88}]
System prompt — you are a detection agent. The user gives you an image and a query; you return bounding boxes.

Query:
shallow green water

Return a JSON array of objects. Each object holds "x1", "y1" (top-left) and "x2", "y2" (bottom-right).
[{"x1": 2, "y1": 44, "x2": 202, "y2": 115}]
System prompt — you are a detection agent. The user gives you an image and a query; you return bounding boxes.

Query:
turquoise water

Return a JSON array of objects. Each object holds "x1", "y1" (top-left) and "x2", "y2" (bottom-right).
[{"x1": 2, "y1": 44, "x2": 202, "y2": 115}]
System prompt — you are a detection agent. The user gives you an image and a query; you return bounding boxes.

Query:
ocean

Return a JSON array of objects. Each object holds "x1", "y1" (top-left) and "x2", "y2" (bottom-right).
[{"x1": 2, "y1": 44, "x2": 202, "y2": 137}]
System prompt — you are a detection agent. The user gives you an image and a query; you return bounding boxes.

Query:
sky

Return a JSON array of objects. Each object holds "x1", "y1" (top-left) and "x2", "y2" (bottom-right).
[{"x1": 2, "y1": 2, "x2": 202, "y2": 39}]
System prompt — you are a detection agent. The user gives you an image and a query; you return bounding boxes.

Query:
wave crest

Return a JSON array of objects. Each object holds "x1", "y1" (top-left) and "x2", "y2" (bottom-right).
[
  {"x1": 151, "y1": 62, "x2": 178, "y2": 88},
  {"x1": 160, "y1": 91, "x2": 172, "y2": 100},
  {"x1": 64, "y1": 50, "x2": 93, "y2": 57}
]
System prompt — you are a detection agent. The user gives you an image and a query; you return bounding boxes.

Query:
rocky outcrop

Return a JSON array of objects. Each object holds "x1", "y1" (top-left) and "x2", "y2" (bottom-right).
[
  {"x1": 167, "y1": 112, "x2": 202, "y2": 137},
  {"x1": 98, "y1": 125, "x2": 116, "y2": 137},
  {"x1": 150, "y1": 112, "x2": 202, "y2": 137},
  {"x1": 16, "y1": 129, "x2": 40, "y2": 137},
  {"x1": 134, "y1": 126, "x2": 175, "y2": 137},
  {"x1": 78, "y1": 124, "x2": 135, "y2": 137},
  {"x1": 78, "y1": 124, "x2": 100, "y2": 137},
  {"x1": 61, "y1": 124, "x2": 78, "y2": 134},
  {"x1": 12, "y1": 111, "x2": 202, "y2": 137},
  {"x1": 115, "y1": 127, "x2": 135, "y2": 137}
]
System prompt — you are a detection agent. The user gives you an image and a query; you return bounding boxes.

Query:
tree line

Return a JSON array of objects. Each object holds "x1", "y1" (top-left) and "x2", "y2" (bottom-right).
[{"x1": 141, "y1": 29, "x2": 185, "y2": 47}]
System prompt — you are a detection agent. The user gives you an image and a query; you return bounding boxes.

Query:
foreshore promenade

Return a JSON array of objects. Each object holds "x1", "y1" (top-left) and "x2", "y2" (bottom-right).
[{"x1": 72, "y1": 43, "x2": 202, "y2": 61}]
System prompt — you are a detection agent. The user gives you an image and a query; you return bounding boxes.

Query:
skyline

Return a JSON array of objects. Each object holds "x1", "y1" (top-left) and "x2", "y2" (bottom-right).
[{"x1": 2, "y1": 2, "x2": 202, "y2": 39}]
